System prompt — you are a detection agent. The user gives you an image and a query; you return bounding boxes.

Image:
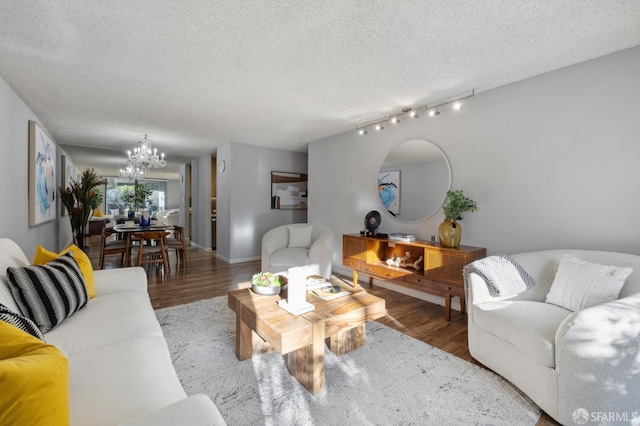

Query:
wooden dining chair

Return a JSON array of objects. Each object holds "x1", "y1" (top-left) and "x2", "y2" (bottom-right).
[
  {"x1": 132, "y1": 231, "x2": 170, "y2": 275},
  {"x1": 165, "y1": 225, "x2": 187, "y2": 266},
  {"x1": 99, "y1": 228, "x2": 130, "y2": 269}
]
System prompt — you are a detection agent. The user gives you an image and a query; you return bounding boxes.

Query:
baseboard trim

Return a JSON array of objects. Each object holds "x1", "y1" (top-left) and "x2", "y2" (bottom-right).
[{"x1": 214, "y1": 253, "x2": 260, "y2": 264}]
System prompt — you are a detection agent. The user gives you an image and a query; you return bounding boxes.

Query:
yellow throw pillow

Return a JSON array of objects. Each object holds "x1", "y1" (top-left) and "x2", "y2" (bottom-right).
[
  {"x1": 0, "y1": 321, "x2": 69, "y2": 426},
  {"x1": 33, "y1": 244, "x2": 96, "y2": 298}
]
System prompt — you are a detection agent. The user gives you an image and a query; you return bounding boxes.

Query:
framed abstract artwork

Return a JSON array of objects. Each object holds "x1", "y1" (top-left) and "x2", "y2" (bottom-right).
[
  {"x1": 378, "y1": 170, "x2": 400, "y2": 217},
  {"x1": 60, "y1": 155, "x2": 76, "y2": 216},
  {"x1": 271, "y1": 171, "x2": 307, "y2": 210},
  {"x1": 29, "y1": 120, "x2": 57, "y2": 226}
]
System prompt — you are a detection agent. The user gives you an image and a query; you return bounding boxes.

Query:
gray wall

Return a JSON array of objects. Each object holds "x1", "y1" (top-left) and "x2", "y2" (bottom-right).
[
  {"x1": 191, "y1": 154, "x2": 212, "y2": 248},
  {"x1": 178, "y1": 163, "x2": 191, "y2": 241},
  {"x1": 0, "y1": 74, "x2": 63, "y2": 257},
  {"x1": 216, "y1": 142, "x2": 307, "y2": 263},
  {"x1": 166, "y1": 179, "x2": 181, "y2": 209},
  {"x1": 309, "y1": 46, "x2": 640, "y2": 302}
]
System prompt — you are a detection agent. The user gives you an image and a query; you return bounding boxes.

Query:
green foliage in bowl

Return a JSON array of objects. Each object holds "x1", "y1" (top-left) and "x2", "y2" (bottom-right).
[{"x1": 251, "y1": 272, "x2": 287, "y2": 287}]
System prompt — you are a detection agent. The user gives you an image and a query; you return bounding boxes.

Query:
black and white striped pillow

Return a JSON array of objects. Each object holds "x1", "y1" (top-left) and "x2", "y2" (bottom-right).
[
  {"x1": 0, "y1": 303, "x2": 45, "y2": 341},
  {"x1": 7, "y1": 252, "x2": 88, "y2": 333}
]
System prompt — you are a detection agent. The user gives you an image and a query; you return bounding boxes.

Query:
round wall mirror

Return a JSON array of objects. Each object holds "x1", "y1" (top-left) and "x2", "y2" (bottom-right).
[{"x1": 377, "y1": 139, "x2": 451, "y2": 222}]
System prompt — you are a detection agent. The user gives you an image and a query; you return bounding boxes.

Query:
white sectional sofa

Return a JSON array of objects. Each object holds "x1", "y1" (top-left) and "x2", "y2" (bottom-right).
[
  {"x1": 466, "y1": 249, "x2": 640, "y2": 425},
  {"x1": 0, "y1": 238, "x2": 226, "y2": 425}
]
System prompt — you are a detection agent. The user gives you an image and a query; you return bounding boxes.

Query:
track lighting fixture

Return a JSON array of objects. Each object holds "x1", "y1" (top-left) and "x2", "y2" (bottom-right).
[{"x1": 354, "y1": 90, "x2": 474, "y2": 135}]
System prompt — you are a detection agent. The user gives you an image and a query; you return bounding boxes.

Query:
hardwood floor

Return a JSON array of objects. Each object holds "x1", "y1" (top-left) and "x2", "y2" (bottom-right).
[{"x1": 89, "y1": 240, "x2": 558, "y2": 425}]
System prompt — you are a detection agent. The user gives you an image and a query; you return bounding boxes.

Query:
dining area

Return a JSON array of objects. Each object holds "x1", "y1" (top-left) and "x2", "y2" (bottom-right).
[{"x1": 98, "y1": 221, "x2": 188, "y2": 275}]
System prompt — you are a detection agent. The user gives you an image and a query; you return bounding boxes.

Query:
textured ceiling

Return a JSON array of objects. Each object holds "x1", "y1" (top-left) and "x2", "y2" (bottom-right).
[{"x1": 1, "y1": 1, "x2": 639, "y2": 178}]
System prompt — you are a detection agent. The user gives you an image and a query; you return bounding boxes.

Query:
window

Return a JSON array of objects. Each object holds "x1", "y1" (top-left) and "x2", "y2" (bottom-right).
[{"x1": 105, "y1": 178, "x2": 167, "y2": 216}]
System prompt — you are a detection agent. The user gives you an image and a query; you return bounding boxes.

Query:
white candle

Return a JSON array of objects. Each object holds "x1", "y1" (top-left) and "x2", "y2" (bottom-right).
[{"x1": 287, "y1": 266, "x2": 307, "y2": 308}]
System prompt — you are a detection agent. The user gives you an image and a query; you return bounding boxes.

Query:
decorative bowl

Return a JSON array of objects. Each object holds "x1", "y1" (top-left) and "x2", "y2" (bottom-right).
[
  {"x1": 250, "y1": 272, "x2": 286, "y2": 295},
  {"x1": 251, "y1": 284, "x2": 281, "y2": 296}
]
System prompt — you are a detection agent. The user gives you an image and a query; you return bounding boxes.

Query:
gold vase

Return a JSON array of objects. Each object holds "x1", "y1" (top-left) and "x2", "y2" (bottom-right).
[{"x1": 439, "y1": 218, "x2": 462, "y2": 248}]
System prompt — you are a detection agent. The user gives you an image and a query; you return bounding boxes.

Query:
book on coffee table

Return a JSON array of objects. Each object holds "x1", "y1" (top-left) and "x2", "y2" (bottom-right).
[
  {"x1": 312, "y1": 284, "x2": 351, "y2": 301},
  {"x1": 306, "y1": 275, "x2": 329, "y2": 292}
]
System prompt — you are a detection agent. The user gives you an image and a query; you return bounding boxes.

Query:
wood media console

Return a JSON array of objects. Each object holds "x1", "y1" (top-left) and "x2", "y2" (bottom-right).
[{"x1": 342, "y1": 234, "x2": 486, "y2": 320}]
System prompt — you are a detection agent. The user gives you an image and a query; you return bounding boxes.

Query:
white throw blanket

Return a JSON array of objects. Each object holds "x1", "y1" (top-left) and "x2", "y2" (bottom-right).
[{"x1": 463, "y1": 254, "x2": 536, "y2": 297}]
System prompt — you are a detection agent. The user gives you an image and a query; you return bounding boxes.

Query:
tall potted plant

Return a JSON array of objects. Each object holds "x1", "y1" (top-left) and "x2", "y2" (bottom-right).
[
  {"x1": 59, "y1": 168, "x2": 106, "y2": 250},
  {"x1": 120, "y1": 185, "x2": 153, "y2": 217},
  {"x1": 439, "y1": 189, "x2": 478, "y2": 247}
]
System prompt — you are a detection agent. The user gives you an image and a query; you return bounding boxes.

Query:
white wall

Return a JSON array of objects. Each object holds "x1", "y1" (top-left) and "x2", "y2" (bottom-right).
[
  {"x1": 0, "y1": 74, "x2": 63, "y2": 256},
  {"x1": 309, "y1": 46, "x2": 640, "y2": 287},
  {"x1": 216, "y1": 142, "x2": 307, "y2": 263}
]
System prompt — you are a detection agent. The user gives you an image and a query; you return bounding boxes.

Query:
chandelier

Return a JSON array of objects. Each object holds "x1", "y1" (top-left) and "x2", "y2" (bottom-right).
[{"x1": 120, "y1": 134, "x2": 166, "y2": 179}]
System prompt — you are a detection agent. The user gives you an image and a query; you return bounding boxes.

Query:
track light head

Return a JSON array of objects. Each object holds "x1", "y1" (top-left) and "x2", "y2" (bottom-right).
[{"x1": 355, "y1": 90, "x2": 473, "y2": 133}]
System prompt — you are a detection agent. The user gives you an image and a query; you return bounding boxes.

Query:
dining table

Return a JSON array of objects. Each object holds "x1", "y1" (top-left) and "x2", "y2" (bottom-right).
[{"x1": 112, "y1": 223, "x2": 175, "y2": 267}]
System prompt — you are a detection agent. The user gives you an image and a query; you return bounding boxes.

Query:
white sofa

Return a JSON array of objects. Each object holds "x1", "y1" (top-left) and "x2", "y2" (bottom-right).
[
  {"x1": 466, "y1": 249, "x2": 640, "y2": 425},
  {"x1": 0, "y1": 238, "x2": 226, "y2": 426},
  {"x1": 261, "y1": 223, "x2": 333, "y2": 279}
]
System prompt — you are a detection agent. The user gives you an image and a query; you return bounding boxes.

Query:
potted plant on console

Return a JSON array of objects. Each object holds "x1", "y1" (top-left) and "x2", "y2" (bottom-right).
[{"x1": 439, "y1": 189, "x2": 478, "y2": 248}]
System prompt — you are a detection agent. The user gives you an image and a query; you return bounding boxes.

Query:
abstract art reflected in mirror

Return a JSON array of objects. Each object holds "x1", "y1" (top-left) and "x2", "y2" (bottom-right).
[
  {"x1": 378, "y1": 139, "x2": 451, "y2": 222},
  {"x1": 271, "y1": 171, "x2": 308, "y2": 210}
]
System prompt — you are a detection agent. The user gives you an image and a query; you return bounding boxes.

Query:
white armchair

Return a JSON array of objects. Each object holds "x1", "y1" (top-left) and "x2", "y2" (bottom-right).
[
  {"x1": 466, "y1": 249, "x2": 640, "y2": 425},
  {"x1": 155, "y1": 209, "x2": 180, "y2": 226},
  {"x1": 261, "y1": 223, "x2": 333, "y2": 279}
]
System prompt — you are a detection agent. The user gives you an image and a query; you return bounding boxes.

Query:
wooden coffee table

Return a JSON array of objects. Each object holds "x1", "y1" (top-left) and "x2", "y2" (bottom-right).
[{"x1": 227, "y1": 276, "x2": 385, "y2": 394}]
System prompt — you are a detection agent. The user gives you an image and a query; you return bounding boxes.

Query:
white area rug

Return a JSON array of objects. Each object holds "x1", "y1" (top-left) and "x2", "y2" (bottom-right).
[{"x1": 156, "y1": 297, "x2": 540, "y2": 426}]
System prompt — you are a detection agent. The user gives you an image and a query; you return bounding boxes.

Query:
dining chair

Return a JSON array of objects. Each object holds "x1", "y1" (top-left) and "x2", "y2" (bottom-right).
[
  {"x1": 99, "y1": 228, "x2": 130, "y2": 269},
  {"x1": 165, "y1": 225, "x2": 187, "y2": 266},
  {"x1": 132, "y1": 231, "x2": 170, "y2": 275}
]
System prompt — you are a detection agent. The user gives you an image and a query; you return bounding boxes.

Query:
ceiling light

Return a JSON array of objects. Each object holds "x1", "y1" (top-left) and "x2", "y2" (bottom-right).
[
  {"x1": 120, "y1": 134, "x2": 167, "y2": 179},
  {"x1": 354, "y1": 90, "x2": 474, "y2": 134},
  {"x1": 120, "y1": 165, "x2": 144, "y2": 179}
]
